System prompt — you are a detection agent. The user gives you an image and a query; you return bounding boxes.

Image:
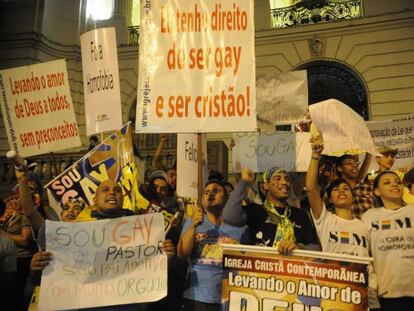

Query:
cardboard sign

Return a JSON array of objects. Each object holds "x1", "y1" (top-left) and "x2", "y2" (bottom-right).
[
  {"x1": 232, "y1": 131, "x2": 312, "y2": 172},
  {"x1": 256, "y1": 70, "x2": 308, "y2": 126},
  {"x1": 81, "y1": 27, "x2": 122, "y2": 135},
  {"x1": 0, "y1": 60, "x2": 81, "y2": 157},
  {"x1": 136, "y1": 0, "x2": 257, "y2": 133},
  {"x1": 222, "y1": 245, "x2": 370, "y2": 311},
  {"x1": 309, "y1": 99, "x2": 378, "y2": 156},
  {"x1": 39, "y1": 214, "x2": 167, "y2": 310}
]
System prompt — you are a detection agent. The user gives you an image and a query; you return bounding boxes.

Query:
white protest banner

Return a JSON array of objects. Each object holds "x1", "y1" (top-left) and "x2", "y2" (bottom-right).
[
  {"x1": 309, "y1": 99, "x2": 378, "y2": 156},
  {"x1": 367, "y1": 114, "x2": 414, "y2": 171},
  {"x1": 232, "y1": 131, "x2": 312, "y2": 172},
  {"x1": 256, "y1": 70, "x2": 308, "y2": 126},
  {"x1": 0, "y1": 60, "x2": 81, "y2": 157},
  {"x1": 176, "y1": 133, "x2": 208, "y2": 197},
  {"x1": 136, "y1": 0, "x2": 257, "y2": 133},
  {"x1": 81, "y1": 27, "x2": 122, "y2": 135},
  {"x1": 39, "y1": 214, "x2": 167, "y2": 310}
]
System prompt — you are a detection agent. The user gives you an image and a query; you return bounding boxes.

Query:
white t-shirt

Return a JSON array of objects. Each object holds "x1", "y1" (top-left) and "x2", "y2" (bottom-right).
[
  {"x1": 311, "y1": 205, "x2": 370, "y2": 256},
  {"x1": 361, "y1": 204, "x2": 414, "y2": 298}
]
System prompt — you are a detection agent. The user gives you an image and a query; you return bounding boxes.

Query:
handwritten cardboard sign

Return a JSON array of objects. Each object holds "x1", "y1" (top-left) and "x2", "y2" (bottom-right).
[
  {"x1": 256, "y1": 70, "x2": 308, "y2": 126},
  {"x1": 232, "y1": 131, "x2": 312, "y2": 172},
  {"x1": 309, "y1": 99, "x2": 378, "y2": 156},
  {"x1": 0, "y1": 60, "x2": 81, "y2": 157},
  {"x1": 39, "y1": 214, "x2": 167, "y2": 310},
  {"x1": 136, "y1": 0, "x2": 257, "y2": 133},
  {"x1": 81, "y1": 27, "x2": 122, "y2": 135}
]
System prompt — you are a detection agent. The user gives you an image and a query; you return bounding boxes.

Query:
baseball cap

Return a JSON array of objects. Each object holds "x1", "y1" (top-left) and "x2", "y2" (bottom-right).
[{"x1": 377, "y1": 146, "x2": 398, "y2": 156}]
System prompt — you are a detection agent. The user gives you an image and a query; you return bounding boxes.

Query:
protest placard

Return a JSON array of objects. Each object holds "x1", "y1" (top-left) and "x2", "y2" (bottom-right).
[
  {"x1": 309, "y1": 99, "x2": 378, "y2": 156},
  {"x1": 176, "y1": 133, "x2": 208, "y2": 197},
  {"x1": 81, "y1": 27, "x2": 123, "y2": 136},
  {"x1": 45, "y1": 123, "x2": 146, "y2": 217},
  {"x1": 232, "y1": 131, "x2": 312, "y2": 172},
  {"x1": 366, "y1": 114, "x2": 414, "y2": 171},
  {"x1": 0, "y1": 60, "x2": 81, "y2": 157},
  {"x1": 136, "y1": 0, "x2": 257, "y2": 133},
  {"x1": 39, "y1": 214, "x2": 167, "y2": 310},
  {"x1": 256, "y1": 70, "x2": 308, "y2": 126},
  {"x1": 222, "y1": 245, "x2": 370, "y2": 311}
]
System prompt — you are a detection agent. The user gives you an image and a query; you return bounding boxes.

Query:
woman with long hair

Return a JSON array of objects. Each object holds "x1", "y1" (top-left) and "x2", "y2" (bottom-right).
[
  {"x1": 361, "y1": 171, "x2": 414, "y2": 310},
  {"x1": 306, "y1": 135, "x2": 380, "y2": 310}
]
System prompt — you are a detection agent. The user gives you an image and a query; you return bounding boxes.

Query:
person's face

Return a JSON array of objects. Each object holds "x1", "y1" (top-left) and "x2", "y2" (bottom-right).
[
  {"x1": 153, "y1": 178, "x2": 168, "y2": 201},
  {"x1": 374, "y1": 173, "x2": 403, "y2": 201},
  {"x1": 330, "y1": 183, "x2": 353, "y2": 208},
  {"x1": 338, "y1": 158, "x2": 359, "y2": 180},
  {"x1": 167, "y1": 169, "x2": 176, "y2": 189},
  {"x1": 264, "y1": 172, "x2": 290, "y2": 201},
  {"x1": 61, "y1": 200, "x2": 82, "y2": 222},
  {"x1": 93, "y1": 180, "x2": 124, "y2": 213},
  {"x1": 376, "y1": 153, "x2": 396, "y2": 170},
  {"x1": 202, "y1": 183, "x2": 227, "y2": 211},
  {"x1": 90, "y1": 138, "x2": 98, "y2": 147}
]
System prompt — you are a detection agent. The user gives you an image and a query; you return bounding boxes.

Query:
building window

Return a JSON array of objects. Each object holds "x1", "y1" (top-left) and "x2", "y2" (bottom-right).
[
  {"x1": 270, "y1": 0, "x2": 363, "y2": 29},
  {"x1": 86, "y1": 0, "x2": 114, "y2": 21}
]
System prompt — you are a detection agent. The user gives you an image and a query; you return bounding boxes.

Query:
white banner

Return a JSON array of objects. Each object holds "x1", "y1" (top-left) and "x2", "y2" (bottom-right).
[
  {"x1": 256, "y1": 70, "x2": 308, "y2": 126},
  {"x1": 81, "y1": 27, "x2": 122, "y2": 135},
  {"x1": 136, "y1": 0, "x2": 257, "y2": 133},
  {"x1": 39, "y1": 214, "x2": 167, "y2": 310},
  {"x1": 367, "y1": 114, "x2": 414, "y2": 171},
  {"x1": 309, "y1": 99, "x2": 378, "y2": 156},
  {"x1": 0, "y1": 60, "x2": 81, "y2": 157},
  {"x1": 232, "y1": 131, "x2": 312, "y2": 172}
]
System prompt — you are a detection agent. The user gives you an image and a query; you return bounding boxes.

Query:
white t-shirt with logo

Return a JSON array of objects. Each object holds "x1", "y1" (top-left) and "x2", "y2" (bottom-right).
[
  {"x1": 311, "y1": 205, "x2": 370, "y2": 256},
  {"x1": 361, "y1": 204, "x2": 414, "y2": 298}
]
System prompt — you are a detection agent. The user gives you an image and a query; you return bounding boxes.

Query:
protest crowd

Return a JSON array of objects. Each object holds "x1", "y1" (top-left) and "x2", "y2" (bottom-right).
[
  {"x1": 0, "y1": 125, "x2": 414, "y2": 311},
  {"x1": 1, "y1": 2, "x2": 414, "y2": 311}
]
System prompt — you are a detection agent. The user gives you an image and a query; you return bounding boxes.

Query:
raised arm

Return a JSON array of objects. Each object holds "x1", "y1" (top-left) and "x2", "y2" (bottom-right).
[
  {"x1": 305, "y1": 136, "x2": 324, "y2": 220},
  {"x1": 16, "y1": 168, "x2": 44, "y2": 231},
  {"x1": 223, "y1": 168, "x2": 255, "y2": 226},
  {"x1": 358, "y1": 153, "x2": 372, "y2": 181},
  {"x1": 152, "y1": 134, "x2": 168, "y2": 171},
  {"x1": 177, "y1": 205, "x2": 203, "y2": 258}
]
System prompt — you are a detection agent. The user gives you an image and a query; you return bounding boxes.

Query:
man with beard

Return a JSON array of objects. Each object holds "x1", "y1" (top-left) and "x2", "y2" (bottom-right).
[
  {"x1": 178, "y1": 180, "x2": 248, "y2": 311},
  {"x1": 223, "y1": 167, "x2": 319, "y2": 254}
]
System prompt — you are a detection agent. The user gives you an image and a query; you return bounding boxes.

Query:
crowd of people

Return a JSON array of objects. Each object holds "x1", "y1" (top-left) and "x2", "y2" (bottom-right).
[{"x1": 1, "y1": 131, "x2": 414, "y2": 311}]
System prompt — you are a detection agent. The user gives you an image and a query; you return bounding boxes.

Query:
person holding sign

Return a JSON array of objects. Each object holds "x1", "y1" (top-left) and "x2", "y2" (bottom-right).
[
  {"x1": 223, "y1": 167, "x2": 319, "y2": 254},
  {"x1": 178, "y1": 180, "x2": 248, "y2": 311},
  {"x1": 306, "y1": 134, "x2": 380, "y2": 310},
  {"x1": 362, "y1": 171, "x2": 414, "y2": 311}
]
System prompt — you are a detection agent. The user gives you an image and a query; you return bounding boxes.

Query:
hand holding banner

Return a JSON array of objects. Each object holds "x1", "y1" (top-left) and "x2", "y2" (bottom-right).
[
  {"x1": 309, "y1": 99, "x2": 378, "y2": 156},
  {"x1": 39, "y1": 214, "x2": 167, "y2": 310}
]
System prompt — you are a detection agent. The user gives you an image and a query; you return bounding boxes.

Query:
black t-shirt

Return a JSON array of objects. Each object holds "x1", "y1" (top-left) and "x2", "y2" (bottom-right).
[{"x1": 244, "y1": 203, "x2": 319, "y2": 247}]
